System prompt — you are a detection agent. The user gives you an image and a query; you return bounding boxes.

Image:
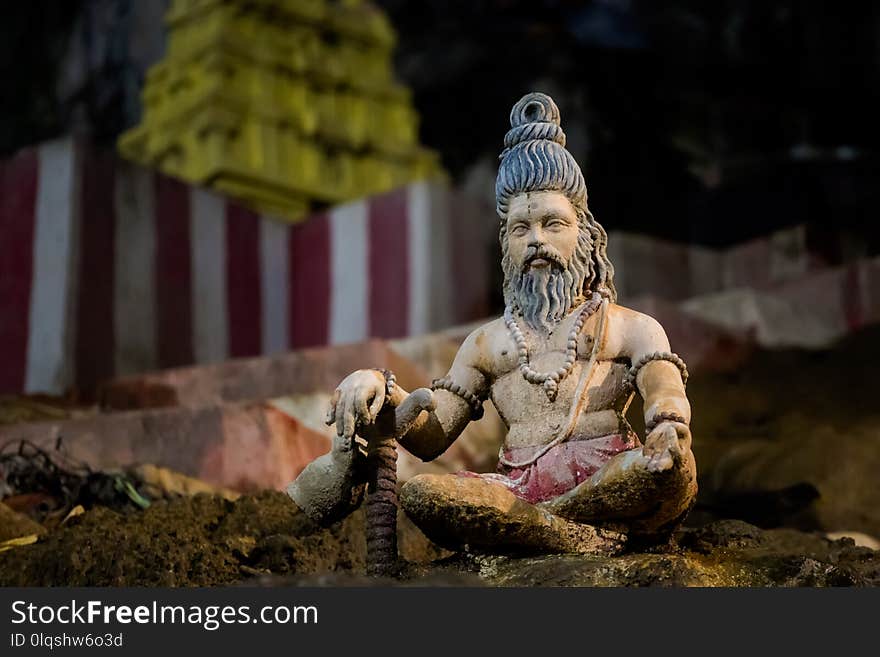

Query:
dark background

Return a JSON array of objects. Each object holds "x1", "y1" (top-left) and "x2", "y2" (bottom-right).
[{"x1": 3, "y1": 0, "x2": 879, "y2": 250}]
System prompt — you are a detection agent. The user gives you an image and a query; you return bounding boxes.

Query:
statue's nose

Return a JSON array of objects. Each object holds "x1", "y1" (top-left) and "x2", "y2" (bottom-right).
[{"x1": 528, "y1": 226, "x2": 545, "y2": 248}]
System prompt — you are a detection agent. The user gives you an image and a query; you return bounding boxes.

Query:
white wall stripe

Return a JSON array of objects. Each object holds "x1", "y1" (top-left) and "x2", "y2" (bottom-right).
[
  {"x1": 259, "y1": 216, "x2": 290, "y2": 355},
  {"x1": 407, "y1": 182, "x2": 431, "y2": 336},
  {"x1": 113, "y1": 162, "x2": 158, "y2": 376},
  {"x1": 191, "y1": 188, "x2": 229, "y2": 363},
  {"x1": 25, "y1": 138, "x2": 78, "y2": 394},
  {"x1": 329, "y1": 200, "x2": 368, "y2": 344}
]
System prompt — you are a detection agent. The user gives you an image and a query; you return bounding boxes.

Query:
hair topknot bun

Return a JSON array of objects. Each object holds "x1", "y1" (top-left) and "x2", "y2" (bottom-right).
[
  {"x1": 496, "y1": 91, "x2": 587, "y2": 218},
  {"x1": 502, "y1": 92, "x2": 566, "y2": 153}
]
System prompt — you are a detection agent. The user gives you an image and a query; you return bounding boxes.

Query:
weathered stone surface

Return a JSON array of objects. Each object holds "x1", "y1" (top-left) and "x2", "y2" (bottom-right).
[{"x1": 469, "y1": 520, "x2": 879, "y2": 587}]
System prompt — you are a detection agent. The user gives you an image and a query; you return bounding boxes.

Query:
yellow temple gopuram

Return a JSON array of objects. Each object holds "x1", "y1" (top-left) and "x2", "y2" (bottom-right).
[{"x1": 118, "y1": 0, "x2": 444, "y2": 222}]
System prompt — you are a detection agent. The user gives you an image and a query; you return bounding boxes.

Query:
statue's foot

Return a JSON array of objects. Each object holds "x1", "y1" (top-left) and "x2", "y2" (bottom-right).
[{"x1": 400, "y1": 473, "x2": 626, "y2": 556}]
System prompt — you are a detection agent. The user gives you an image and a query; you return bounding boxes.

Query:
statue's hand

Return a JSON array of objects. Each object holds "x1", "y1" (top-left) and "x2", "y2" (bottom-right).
[
  {"x1": 643, "y1": 421, "x2": 691, "y2": 473},
  {"x1": 325, "y1": 369, "x2": 388, "y2": 440}
]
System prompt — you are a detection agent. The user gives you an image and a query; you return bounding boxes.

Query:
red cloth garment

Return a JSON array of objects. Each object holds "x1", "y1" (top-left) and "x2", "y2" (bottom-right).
[{"x1": 460, "y1": 432, "x2": 640, "y2": 503}]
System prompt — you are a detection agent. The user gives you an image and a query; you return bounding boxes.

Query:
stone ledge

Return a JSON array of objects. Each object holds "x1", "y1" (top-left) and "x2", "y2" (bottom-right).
[
  {"x1": 99, "y1": 339, "x2": 431, "y2": 411},
  {"x1": 0, "y1": 402, "x2": 331, "y2": 492}
]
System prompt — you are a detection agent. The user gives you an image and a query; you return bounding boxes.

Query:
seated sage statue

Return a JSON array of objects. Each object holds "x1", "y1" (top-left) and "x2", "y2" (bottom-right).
[{"x1": 290, "y1": 92, "x2": 696, "y2": 555}]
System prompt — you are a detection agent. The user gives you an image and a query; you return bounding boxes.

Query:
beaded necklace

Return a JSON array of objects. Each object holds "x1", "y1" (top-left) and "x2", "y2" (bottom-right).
[{"x1": 503, "y1": 291, "x2": 603, "y2": 401}]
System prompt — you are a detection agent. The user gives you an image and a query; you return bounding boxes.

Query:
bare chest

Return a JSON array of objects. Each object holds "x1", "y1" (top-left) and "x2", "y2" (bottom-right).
[
  {"x1": 491, "y1": 356, "x2": 630, "y2": 422},
  {"x1": 478, "y1": 306, "x2": 633, "y2": 446},
  {"x1": 487, "y1": 323, "x2": 632, "y2": 448}
]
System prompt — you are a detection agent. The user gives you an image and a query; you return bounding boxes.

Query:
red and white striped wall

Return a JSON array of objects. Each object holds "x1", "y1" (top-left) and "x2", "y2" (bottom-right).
[{"x1": 0, "y1": 138, "x2": 490, "y2": 396}]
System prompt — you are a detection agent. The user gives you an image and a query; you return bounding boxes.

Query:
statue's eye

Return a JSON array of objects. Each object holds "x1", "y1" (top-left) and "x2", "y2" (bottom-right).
[{"x1": 510, "y1": 224, "x2": 528, "y2": 236}]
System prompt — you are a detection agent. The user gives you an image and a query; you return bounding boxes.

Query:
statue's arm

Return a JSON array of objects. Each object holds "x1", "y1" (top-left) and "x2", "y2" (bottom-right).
[
  {"x1": 396, "y1": 328, "x2": 490, "y2": 461},
  {"x1": 619, "y1": 310, "x2": 691, "y2": 427}
]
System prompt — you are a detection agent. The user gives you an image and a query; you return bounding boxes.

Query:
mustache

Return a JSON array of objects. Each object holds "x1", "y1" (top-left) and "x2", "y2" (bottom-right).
[{"x1": 521, "y1": 245, "x2": 565, "y2": 271}]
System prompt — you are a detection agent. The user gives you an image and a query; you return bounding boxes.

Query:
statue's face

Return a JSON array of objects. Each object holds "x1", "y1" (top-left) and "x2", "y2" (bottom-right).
[
  {"x1": 506, "y1": 191, "x2": 579, "y2": 275},
  {"x1": 503, "y1": 190, "x2": 588, "y2": 331}
]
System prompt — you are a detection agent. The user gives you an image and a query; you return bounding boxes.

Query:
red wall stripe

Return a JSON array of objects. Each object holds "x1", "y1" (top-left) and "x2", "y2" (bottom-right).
[
  {"x1": 289, "y1": 212, "x2": 330, "y2": 348},
  {"x1": 0, "y1": 148, "x2": 39, "y2": 393},
  {"x1": 154, "y1": 175, "x2": 194, "y2": 368},
  {"x1": 368, "y1": 189, "x2": 409, "y2": 338},
  {"x1": 225, "y1": 203, "x2": 262, "y2": 358},
  {"x1": 75, "y1": 145, "x2": 117, "y2": 398}
]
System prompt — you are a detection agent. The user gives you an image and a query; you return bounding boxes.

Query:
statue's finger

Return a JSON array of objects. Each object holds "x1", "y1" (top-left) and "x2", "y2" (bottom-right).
[
  {"x1": 335, "y1": 394, "x2": 350, "y2": 437},
  {"x1": 342, "y1": 398, "x2": 357, "y2": 438},
  {"x1": 676, "y1": 424, "x2": 692, "y2": 447},
  {"x1": 670, "y1": 433, "x2": 684, "y2": 458},
  {"x1": 355, "y1": 393, "x2": 371, "y2": 426},
  {"x1": 368, "y1": 388, "x2": 385, "y2": 420}
]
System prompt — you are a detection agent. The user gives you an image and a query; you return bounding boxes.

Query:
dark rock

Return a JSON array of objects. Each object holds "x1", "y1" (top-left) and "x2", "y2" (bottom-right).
[
  {"x1": 678, "y1": 518, "x2": 765, "y2": 552},
  {"x1": 457, "y1": 520, "x2": 880, "y2": 587}
]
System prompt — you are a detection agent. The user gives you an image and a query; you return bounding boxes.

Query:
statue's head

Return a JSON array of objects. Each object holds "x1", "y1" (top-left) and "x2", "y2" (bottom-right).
[{"x1": 496, "y1": 92, "x2": 616, "y2": 331}]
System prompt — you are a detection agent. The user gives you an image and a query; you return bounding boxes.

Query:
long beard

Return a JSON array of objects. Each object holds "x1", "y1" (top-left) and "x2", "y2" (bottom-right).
[
  {"x1": 508, "y1": 262, "x2": 581, "y2": 332},
  {"x1": 500, "y1": 217, "x2": 599, "y2": 331}
]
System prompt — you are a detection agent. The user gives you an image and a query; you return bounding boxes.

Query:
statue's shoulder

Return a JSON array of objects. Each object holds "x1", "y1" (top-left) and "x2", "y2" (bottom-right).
[
  {"x1": 605, "y1": 302, "x2": 671, "y2": 354},
  {"x1": 454, "y1": 316, "x2": 509, "y2": 364},
  {"x1": 607, "y1": 302, "x2": 658, "y2": 325},
  {"x1": 460, "y1": 316, "x2": 508, "y2": 350}
]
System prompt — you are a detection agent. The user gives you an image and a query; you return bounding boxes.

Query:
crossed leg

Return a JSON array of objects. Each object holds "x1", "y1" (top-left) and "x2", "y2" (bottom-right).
[
  {"x1": 400, "y1": 427, "x2": 697, "y2": 554},
  {"x1": 399, "y1": 473, "x2": 625, "y2": 554},
  {"x1": 541, "y1": 428, "x2": 698, "y2": 540}
]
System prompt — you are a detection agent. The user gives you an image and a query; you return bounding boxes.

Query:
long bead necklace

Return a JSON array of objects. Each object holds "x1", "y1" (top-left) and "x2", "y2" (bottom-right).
[{"x1": 504, "y1": 291, "x2": 602, "y2": 401}]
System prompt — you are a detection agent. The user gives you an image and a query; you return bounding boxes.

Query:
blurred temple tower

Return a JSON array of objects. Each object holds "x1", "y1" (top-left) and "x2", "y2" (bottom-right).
[{"x1": 117, "y1": 0, "x2": 443, "y2": 221}]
